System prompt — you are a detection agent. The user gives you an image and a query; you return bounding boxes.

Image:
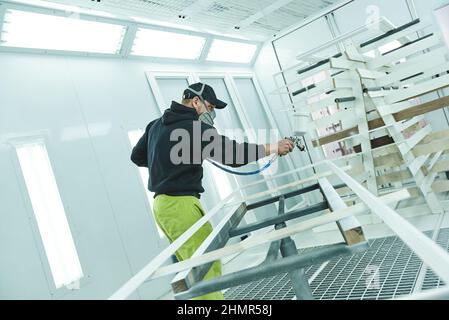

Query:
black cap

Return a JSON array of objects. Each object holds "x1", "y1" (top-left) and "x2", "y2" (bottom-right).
[{"x1": 183, "y1": 82, "x2": 227, "y2": 109}]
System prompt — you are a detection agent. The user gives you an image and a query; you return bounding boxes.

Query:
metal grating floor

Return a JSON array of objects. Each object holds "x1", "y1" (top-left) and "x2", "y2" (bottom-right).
[
  {"x1": 421, "y1": 228, "x2": 449, "y2": 291},
  {"x1": 224, "y1": 228, "x2": 449, "y2": 300}
]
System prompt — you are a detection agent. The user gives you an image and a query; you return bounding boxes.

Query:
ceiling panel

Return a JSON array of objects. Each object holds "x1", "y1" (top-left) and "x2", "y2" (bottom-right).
[{"x1": 36, "y1": 0, "x2": 340, "y2": 40}]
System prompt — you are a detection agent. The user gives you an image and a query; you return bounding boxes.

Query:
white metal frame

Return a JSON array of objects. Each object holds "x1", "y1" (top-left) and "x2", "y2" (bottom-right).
[
  {"x1": 327, "y1": 161, "x2": 449, "y2": 283},
  {"x1": 361, "y1": 18, "x2": 448, "y2": 214},
  {"x1": 145, "y1": 71, "x2": 195, "y2": 111},
  {"x1": 271, "y1": 16, "x2": 396, "y2": 82},
  {"x1": 271, "y1": 0, "x2": 354, "y2": 43},
  {"x1": 108, "y1": 154, "x2": 449, "y2": 300}
]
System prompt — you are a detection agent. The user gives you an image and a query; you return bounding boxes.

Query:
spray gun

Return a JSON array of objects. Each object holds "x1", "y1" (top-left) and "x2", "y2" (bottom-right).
[{"x1": 285, "y1": 136, "x2": 306, "y2": 152}]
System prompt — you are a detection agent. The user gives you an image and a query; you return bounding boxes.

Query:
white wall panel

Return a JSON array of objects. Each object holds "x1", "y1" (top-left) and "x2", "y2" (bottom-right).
[{"x1": 0, "y1": 52, "x2": 251, "y2": 299}]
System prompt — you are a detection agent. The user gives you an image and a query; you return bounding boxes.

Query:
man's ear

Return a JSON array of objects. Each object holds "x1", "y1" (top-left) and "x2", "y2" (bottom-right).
[
  {"x1": 193, "y1": 96, "x2": 204, "y2": 109},
  {"x1": 192, "y1": 97, "x2": 202, "y2": 114}
]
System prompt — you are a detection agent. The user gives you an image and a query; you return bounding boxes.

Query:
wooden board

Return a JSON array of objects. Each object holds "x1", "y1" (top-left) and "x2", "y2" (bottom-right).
[
  {"x1": 353, "y1": 135, "x2": 395, "y2": 153},
  {"x1": 421, "y1": 129, "x2": 449, "y2": 144},
  {"x1": 374, "y1": 152, "x2": 404, "y2": 168},
  {"x1": 312, "y1": 96, "x2": 449, "y2": 147},
  {"x1": 429, "y1": 159, "x2": 449, "y2": 175},
  {"x1": 376, "y1": 169, "x2": 413, "y2": 185},
  {"x1": 413, "y1": 137, "x2": 449, "y2": 157},
  {"x1": 433, "y1": 180, "x2": 449, "y2": 193},
  {"x1": 319, "y1": 178, "x2": 366, "y2": 245}
]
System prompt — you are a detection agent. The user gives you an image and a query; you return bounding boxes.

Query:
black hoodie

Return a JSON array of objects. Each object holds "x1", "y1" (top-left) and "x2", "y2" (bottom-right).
[{"x1": 131, "y1": 101, "x2": 266, "y2": 198}]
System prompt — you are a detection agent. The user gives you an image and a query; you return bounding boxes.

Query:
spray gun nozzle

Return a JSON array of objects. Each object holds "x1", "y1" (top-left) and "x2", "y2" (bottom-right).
[{"x1": 285, "y1": 136, "x2": 306, "y2": 152}]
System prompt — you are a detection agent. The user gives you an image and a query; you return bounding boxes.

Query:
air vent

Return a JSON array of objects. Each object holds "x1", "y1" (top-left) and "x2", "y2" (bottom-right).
[{"x1": 207, "y1": 2, "x2": 230, "y2": 14}]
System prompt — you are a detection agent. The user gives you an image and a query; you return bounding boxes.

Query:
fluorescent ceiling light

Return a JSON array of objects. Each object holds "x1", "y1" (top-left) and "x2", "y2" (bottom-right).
[
  {"x1": 9, "y1": 0, "x2": 116, "y2": 18},
  {"x1": 206, "y1": 39, "x2": 257, "y2": 64},
  {"x1": 1, "y1": 10, "x2": 125, "y2": 54},
  {"x1": 131, "y1": 28, "x2": 205, "y2": 59},
  {"x1": 16, "y1": 141, "x2": 83, "y2": 289}
]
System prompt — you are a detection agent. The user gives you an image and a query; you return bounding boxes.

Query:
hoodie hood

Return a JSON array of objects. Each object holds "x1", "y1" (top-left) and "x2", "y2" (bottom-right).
[{"x1": 162, "y1": 101, "x2": 199, "y2": 125}]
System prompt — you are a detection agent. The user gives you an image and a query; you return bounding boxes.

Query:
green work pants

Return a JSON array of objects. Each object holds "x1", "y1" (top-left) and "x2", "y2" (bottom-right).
[{"x1": 153, "y1": 194, "x2": 224, "y2": 300}]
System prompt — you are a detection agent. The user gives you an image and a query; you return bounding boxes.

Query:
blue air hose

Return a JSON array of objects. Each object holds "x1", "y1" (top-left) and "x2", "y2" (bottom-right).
[
  {"x1": 205, "y1": 136, "x2": 304, "y2": 176},
  {"x1": 206, "y1": 154, "x2": 278, "y2": 176}
]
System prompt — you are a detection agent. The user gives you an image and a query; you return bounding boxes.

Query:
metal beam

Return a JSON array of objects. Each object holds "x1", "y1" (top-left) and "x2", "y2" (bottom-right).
[
  {"x1": 150, "y1": 190, "x2": 410, "y2": 279},
  {"x1": 108, "y1": 196, "x2": 240, "y2": 300},
  {"x1": 174, "y1": 242, "x2": 369, "y2": 300},
  {"x1": 276, "y1": 196, "x2": 313, "y2": 300},
  {"x1": 360, "y1": 19, "x2": 420, "y2": 48},
  {"x1": 171, "y1": 203, "x2": 247, "y2": 294},
  {"x1": 319, "y1": 178, "x2": 366, "y2": 245},
  {"x1": 229, "y1": 201, "x2": 329, "y2": 238},
  {"x1": 246, "y1": 183, "x2": 320, "y2": 210}
]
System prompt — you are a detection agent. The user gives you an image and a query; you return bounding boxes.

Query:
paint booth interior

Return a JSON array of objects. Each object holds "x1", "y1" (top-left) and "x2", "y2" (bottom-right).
[{"x1": 1, "y1": 0, "x2": 449, "y2": 300}]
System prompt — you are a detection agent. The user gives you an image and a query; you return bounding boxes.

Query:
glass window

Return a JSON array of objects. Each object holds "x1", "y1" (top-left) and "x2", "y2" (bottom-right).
[{"x1": 128, "y1": 129, "x2": 165, "y2": 239}]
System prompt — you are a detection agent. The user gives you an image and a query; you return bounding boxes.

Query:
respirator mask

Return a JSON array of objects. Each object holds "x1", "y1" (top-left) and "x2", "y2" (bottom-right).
[{"x1": 186, "y1": 84, "x2": 216, "y2": 126}]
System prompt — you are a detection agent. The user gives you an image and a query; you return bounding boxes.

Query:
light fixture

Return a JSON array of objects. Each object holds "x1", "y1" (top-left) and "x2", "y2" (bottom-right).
[
  {"x1": 131, "y1": 28, "x2": 205, "y2": 59},
  {"x1": 0, "y1": 9, "x2": 126, "y2": 54},
  {"x1": 206, "y1": 39, "x2": 257, "y2": 63},
  {"x1": 15, "y1": 141, "x2": 83, "y2": 289}
]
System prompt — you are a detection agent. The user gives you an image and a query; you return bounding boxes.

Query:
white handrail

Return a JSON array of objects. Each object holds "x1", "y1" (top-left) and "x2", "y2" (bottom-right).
[
  {"x1": 109, "y1": 158, "x2": 449, "y2": 300},
  {"x1": 327, "y1": 161, "x2": 449, "y2": 284},
  {"x1": 108, "y1": 192, "x2": 238, "y2": 300}
]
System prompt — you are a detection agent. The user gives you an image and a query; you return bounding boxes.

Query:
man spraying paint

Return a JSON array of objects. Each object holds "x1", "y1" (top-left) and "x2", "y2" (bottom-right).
[{"x1": 130, "y1": 82, "x2": 294, "y2": 300}]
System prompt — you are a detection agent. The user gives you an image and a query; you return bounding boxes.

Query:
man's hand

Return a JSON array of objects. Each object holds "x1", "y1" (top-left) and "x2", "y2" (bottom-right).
[{"x1": 265, "y1": 139, "x2": 295, "y2": 156}]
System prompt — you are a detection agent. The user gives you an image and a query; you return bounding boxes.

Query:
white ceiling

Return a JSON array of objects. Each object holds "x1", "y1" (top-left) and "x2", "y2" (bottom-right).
[{"x1": 37, "y1": 0, "x2": 339, "y2": 41}]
